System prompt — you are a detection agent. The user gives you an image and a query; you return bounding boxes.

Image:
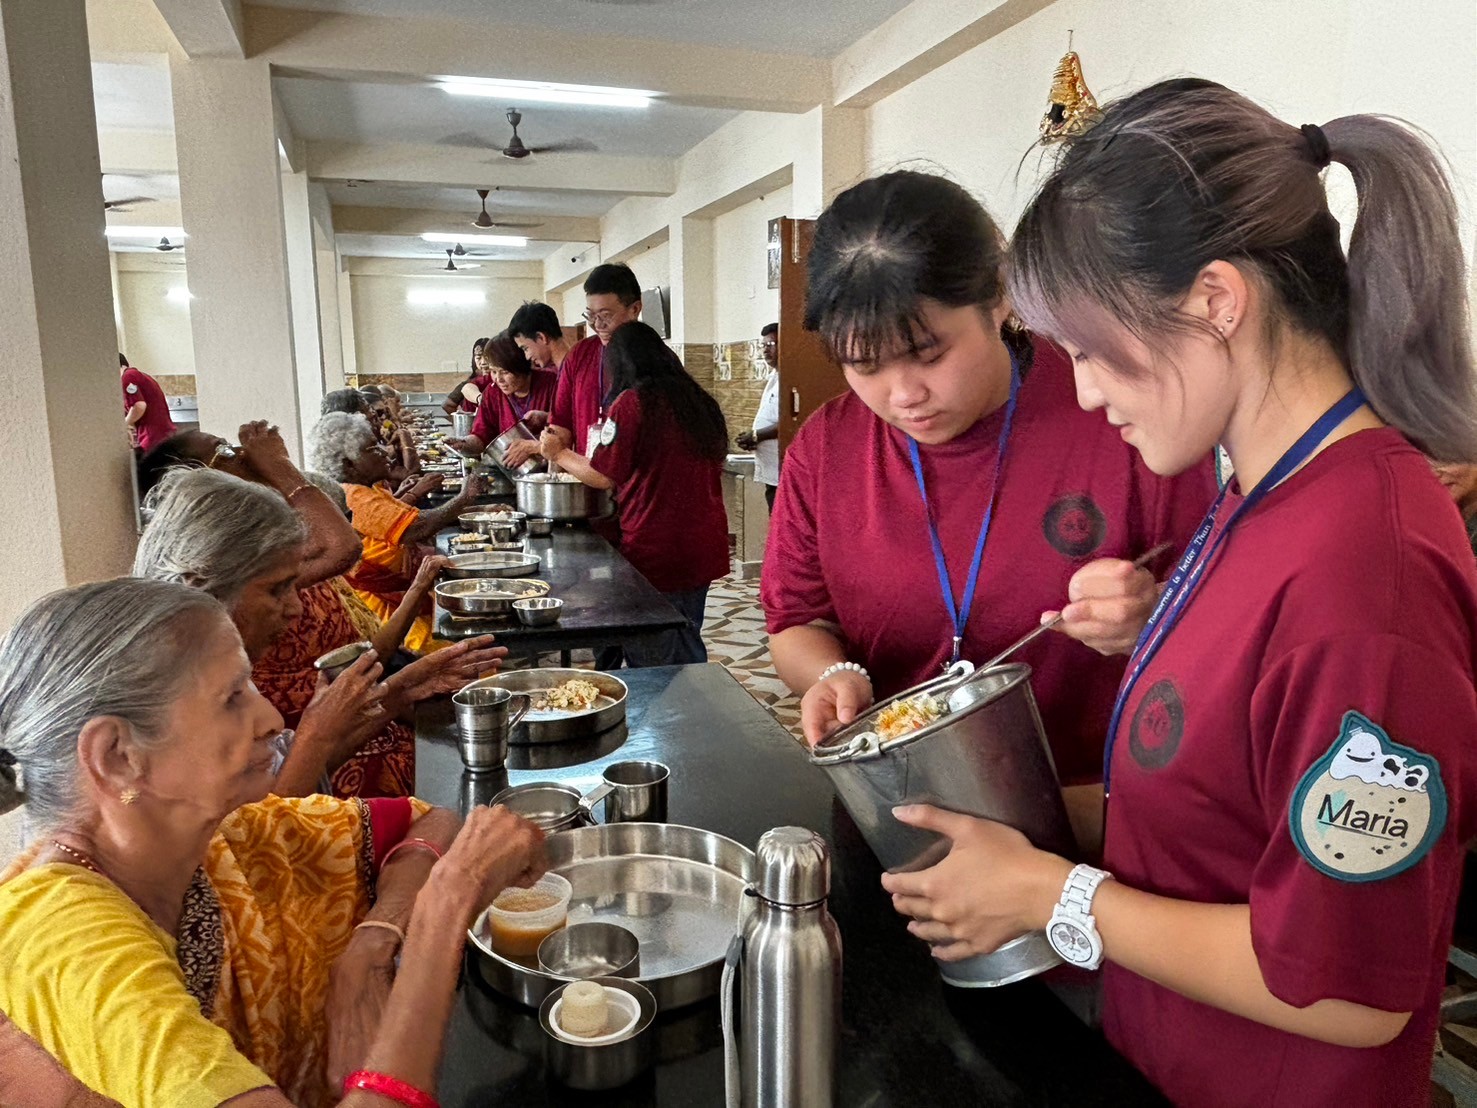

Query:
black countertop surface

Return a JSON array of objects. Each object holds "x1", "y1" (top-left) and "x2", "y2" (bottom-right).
[
  {"x1": 418, "y1": 664, "x2": 1163, "y2": 1106},
  {"x1": 432, "y1": 525, "x2": 685, "y2": 651}
]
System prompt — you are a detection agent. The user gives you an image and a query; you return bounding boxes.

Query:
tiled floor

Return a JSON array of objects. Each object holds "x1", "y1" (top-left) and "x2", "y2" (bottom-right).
[{"x1": 701, "y1": 575, "x2": 803, "y2": 738}]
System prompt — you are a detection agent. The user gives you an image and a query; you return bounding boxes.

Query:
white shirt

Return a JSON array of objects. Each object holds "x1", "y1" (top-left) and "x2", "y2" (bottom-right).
[{"x1": 752, "y1": 370, "x2": 781, "y2": 487}]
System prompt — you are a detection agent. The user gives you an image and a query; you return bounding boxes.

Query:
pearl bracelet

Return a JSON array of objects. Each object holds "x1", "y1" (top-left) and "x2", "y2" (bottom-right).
[{"x1": 817, "y1": 661, "x2": 870, "y2": 686}]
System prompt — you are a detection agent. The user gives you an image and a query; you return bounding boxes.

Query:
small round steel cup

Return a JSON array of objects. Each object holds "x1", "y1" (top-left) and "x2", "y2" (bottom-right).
[
  {"x1": 312, "y1": 641, "x2": 372, "y2": 682},
  {"x1": 526, "y1": 517, "x2": 554, "y2": 537},
  {"x1": 513, "y1": 597, "x2": 563, "y2": 627},
  {"x1": 538, "y1": 922, "x2": 640, "y2": 980},
  {"x1": 539, "y1": 978, "x2": 656, "y2": 1091}
]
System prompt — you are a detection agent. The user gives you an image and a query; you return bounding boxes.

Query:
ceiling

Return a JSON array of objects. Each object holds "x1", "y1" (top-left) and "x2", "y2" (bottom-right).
[
  {"x1": 91, "y1": 60, "x2": 174, "y2": 131},
  {"x1": 249, "y1": 0, "x2": 914, "y2": 57},
  {"x1": 324, "y1": 182, "x2": 620, "y2": 218},
  {"x1": 274, "y1": 76, "x2": 736, "y2": 156},
  {"x1": 336, "y1": 233, "x2": 564, "y2": 261}
]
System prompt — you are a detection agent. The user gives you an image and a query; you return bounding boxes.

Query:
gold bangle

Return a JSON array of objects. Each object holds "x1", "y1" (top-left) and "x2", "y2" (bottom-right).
[{"x1": 354, "y1": 919, "x2": 406, "y2": 947}]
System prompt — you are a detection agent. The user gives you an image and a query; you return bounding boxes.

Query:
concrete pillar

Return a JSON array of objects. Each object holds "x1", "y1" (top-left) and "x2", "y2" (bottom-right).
[
  {"x1": 0, "y1": 0, "x2": 137, "y2": 627},
  {"x1": 338, "y1": 268, "x2": 358, "y2": 381},
  {"x1": 669, "y1": 216, "x2": 714, "y2": 346},
  {"x1": 793, "y1": 104, "x2": 866, "y2": 218},
  {"x1": 109, "y1": 249, "x2": 128, "y2": 355},
  {"x1": 309, "y1": 183, "x2": 346, "y2": 389},
  {"x1": 170, "y1": 55, "x2": 303, "y2": 455},
  {"x1": 282, "y1": 168, "x2": 324, "y2": 447}
]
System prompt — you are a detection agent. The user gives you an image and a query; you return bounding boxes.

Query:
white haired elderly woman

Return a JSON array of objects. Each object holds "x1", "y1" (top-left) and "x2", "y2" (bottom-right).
[
  {"x1": 0, "y1": 577, "x2": 545, "y2": 1107},
  {"x1": 135, "y1": 469, "x2": 506, "y2": 798},
  {"x1": 310, "y1": 412, "x2": 485, "y2": 654}
]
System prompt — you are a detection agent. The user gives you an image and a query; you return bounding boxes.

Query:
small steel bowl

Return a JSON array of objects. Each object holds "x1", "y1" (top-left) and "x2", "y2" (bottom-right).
[
  {"x1": 540, "y1": 977, "x2": 656, "y2": 1091},
  {"x1": 526, "y1": 517, "x2": 554, "y2": 537},
  {"x1": 513, "y1": 597, "x2": 563, "y2": 627},
  {"x1": 459, "y1": 510, "x2": 506, "y2": 532},
  {"x1": 538, "y1": 922, "x2": 640, "y2": 980},
  {"x1": 481, "y1": 520, "x2": 522, "y2": 543},
  {"x1": 312, "y1": 641, "x2": 372, "y2": 681}
]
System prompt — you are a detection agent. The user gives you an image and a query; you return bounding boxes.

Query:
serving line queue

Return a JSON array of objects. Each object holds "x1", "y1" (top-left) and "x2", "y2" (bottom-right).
[{"x1": 0, "y1": 74, "x2": 1474, "y2": 1108}]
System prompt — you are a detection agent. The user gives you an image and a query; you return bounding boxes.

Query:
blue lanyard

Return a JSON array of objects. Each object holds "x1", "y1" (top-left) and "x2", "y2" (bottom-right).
[
  {"x1": 906, "y1": 359, "x2": 1022, "y2": 664},
  {"x1": 510, "y1": 390, "x2": 533, "y2": 420},
  {"x1": 1102, "y1": 387, "x2": 1368, "y2": 796}
]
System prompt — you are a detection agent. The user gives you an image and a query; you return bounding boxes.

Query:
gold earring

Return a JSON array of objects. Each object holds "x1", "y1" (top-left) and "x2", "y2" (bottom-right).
[{"x1": 120, "y1": 788, "x2": 139, "y2": 806}]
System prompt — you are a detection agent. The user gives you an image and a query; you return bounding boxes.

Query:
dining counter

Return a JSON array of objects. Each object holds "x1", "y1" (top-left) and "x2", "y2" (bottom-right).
[
  {"x1": 432, "y1": 523, "x2": 686, "y2": 655},
  {"x1": 416, "y1": 664, "x2": 1164, "y2": 1106}
]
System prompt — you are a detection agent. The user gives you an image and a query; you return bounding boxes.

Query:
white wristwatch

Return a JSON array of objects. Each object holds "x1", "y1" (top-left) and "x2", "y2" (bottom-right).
[{"x1": 1046, "y1": 863, "x2": 1113, "y2": 970}]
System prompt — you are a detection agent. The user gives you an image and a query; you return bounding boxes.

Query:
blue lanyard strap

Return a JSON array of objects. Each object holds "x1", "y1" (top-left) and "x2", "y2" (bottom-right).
[
  {"x1": 510, "y1": 391, "x2": 533, "y2": 419},
  {"x1": 1102, "y1": 387, "x2": 1368, "y2": 795},
  {"x1": 906, "y1": 359, "x2": 1022, "y2": 664}
]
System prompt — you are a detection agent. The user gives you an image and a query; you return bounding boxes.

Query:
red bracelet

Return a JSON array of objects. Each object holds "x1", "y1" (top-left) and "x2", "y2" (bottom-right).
[
  {"x1": 343, "y1": 1070, "x2": 439, "y2": 1108},
  {"x1": 381, "y1": 837, "x2": 444, "y2": 869}
]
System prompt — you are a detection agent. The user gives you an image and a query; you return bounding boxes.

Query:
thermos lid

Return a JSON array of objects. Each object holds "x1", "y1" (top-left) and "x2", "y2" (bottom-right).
[{"x1": 755, "y1": 826, "x2": 830, "y2": 905}]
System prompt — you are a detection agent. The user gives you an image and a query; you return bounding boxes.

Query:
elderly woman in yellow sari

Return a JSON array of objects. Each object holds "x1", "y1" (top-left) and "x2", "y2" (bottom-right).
[
  {"x1": 0, "y1": 578, "x2": 546, "y2": 1108},
  {"x1": 309, "y1": 412, "x2": 486, "y2": 654}
]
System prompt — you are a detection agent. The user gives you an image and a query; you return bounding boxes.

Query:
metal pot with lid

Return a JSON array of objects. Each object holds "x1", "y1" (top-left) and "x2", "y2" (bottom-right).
[{"x1": 810, "y1": 661, "x2": 1076, "y2": 987}]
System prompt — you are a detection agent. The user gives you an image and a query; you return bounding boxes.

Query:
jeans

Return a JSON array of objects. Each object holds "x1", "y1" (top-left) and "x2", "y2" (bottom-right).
[{"x1": 623, "y1": 585, "x2": 711, "y2": 668}]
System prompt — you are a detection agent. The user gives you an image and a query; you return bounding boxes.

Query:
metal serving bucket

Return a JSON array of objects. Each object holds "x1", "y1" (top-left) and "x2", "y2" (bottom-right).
[
  {"x1": 810, "y1": 661, "x2": 1076, "y2": 987},
  {"x1": 452, "y1": 410, "x2": 475, "y2": 438}
]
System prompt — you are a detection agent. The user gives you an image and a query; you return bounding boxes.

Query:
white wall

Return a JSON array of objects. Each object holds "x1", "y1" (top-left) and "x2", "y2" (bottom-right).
[
  {"x1": 712, "y1": 186, "x2": 789, "y2": 343},
  {"x1": 560, "y1": 285, "x2": 586, "y2": 326},
  {"x1": 116, "y1": 263, "x2": 195, "y2": 377},
  {"x1": 865, "y1": 0, "x2": 1476, "y2": 253},
  {"x1": 348, "y1": 269, "x2": 543, "y2": 378},
  {"x1": 626, "y1": 238, "x2": 670, "y2": 295}
]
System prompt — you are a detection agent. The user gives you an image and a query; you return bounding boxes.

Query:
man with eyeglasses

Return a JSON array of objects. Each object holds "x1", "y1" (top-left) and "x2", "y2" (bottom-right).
[
  {"x1": 736, "y1": 322, "x2": 781, "y2": 512},
  {"x1": 505, "y1": 265, "x2": 643, "y2": 471}
]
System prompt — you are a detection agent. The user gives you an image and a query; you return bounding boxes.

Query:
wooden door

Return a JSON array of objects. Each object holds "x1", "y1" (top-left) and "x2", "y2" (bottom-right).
[{"x1": 776, "y1": 217, "x2": 847, "y2": 456}]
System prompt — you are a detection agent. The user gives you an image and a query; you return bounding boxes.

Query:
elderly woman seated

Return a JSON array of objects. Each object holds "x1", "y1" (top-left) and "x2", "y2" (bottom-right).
[
  {"x1": 135, "y1": 468, "x2": 505, "y2": 797},
  {"x1": 0, "y1": 578, "x2": 546, "y2": 1107},
  {"x1": 310, "y1": 412, "x2": 485, "y2": 655}
]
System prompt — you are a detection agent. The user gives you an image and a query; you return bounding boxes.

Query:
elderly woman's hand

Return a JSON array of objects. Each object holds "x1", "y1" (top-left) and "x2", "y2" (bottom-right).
[
  {"x1": 294, "y1": 652, "x2": 389, "y2": 771},
  {"x1": 386, "y1": 636, "x2": 509, "y2": 709},
  {"x1": 235, "y1": 420, "x2": 297, "y2": 483},
  {"x1": 408, "y1": 555, "x2": 449, "y2": 599},
  {"x1": 433, "y1": 804, "x2": 548, "y2": 916}
]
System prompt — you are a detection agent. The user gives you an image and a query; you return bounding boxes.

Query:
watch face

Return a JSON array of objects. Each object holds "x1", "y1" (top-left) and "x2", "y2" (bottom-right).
[{"x1": 1049, "y1": 921, "x2": 1095, "y2": 964}]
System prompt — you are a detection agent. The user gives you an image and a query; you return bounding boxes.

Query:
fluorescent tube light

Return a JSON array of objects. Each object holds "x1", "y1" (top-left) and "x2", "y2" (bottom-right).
[
  {"x1": 437, "y1": 76, "x2": 651, "y2": 109},
  {"x1": 422, "y1": 232, "x2": 527, "y2": 248},
  {"x1": 106, "y1": 226, "x2": 186, "y2": 240},
  {"x1": 165, "y1": 287, "x2": 194, "y2": 303},
  {"x1": 407, "y1": 288, "x2": 487, "y2": 307}
]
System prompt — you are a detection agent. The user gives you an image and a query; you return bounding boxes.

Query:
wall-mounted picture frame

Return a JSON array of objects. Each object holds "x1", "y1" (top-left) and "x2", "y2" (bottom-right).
[{"x1": 767, "y1": 217, "x2": 781, "y2": 290}]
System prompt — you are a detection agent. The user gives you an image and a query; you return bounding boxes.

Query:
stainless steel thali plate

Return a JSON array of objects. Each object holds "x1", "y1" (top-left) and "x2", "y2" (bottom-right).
[
  {"x1": 464, "y1": 668, "x2": 626, "y2": 744},
  {"x1": 468, "y1": 823, "x2": 755, "y2": 1010},
  {"x1": 444, "y1": 550, "x2": 541, "y2": 579}
]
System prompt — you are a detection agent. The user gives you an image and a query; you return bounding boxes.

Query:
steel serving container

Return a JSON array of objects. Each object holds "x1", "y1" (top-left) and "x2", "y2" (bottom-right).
[
  {"x1": 810, "y1": 662, "x2": 1076, "y2": 987},
  {"x1": 515, "y1": 474, "x2": 614, "y2": 521}
]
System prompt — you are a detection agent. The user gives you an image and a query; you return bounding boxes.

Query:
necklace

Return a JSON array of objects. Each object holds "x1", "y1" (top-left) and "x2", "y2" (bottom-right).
[{"x1": 51, "y1": 839, "x2": 104, "y2": 875}]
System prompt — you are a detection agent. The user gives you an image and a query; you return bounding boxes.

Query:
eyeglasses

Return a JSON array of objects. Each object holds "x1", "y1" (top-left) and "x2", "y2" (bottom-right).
[{"x1": 582, "y1": 309, "x2": 622, "y2": 327}]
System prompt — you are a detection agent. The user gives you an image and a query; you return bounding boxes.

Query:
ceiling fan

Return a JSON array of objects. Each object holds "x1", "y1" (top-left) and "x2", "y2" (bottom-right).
[
  {"x1": 499, "y1": 109, "x2": 596, "y2": 159},
  {"x1": 104, "y1": 196, "x2": 154, "y2": 213},
  {"x1": 155, "y1": 237, "x2": 182, "y2": 252},
  {"x1": 471, "y1": 188, "x2": 542, "y2": 229}
]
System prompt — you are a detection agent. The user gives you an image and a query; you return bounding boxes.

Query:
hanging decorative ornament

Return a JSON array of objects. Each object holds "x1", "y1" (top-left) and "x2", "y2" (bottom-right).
[{"x1": 1039, "y1": 32, "x2": 1101, "y2": 143}]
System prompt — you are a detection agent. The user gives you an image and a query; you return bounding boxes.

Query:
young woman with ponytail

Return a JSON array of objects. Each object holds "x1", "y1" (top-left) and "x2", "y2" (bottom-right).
[{"x1": 883, "y1": 78, "x2": 1477, "y2": 1106}]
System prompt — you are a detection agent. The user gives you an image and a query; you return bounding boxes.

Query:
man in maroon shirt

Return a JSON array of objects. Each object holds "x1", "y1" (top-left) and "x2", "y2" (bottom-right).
[
  {"x1": 120, "y1": 352, "x2": 176, "y2": 453},
  {"x1": 508, "y1": 301, "x2": 573, "y2": 375},
  {"x1": 510, "y1": 264, "x2": 643, "y2": 472}
]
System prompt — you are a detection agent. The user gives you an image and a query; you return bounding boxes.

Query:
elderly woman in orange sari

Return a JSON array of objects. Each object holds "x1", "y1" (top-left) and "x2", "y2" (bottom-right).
[
  {"x1": 0, "y1": 578, "x2": 547, "y2": 1108},
  {"x1": 310, "y1": 412, "x2": 486, "y2": 654},
  {"x1": 135, "y1": 468, "x2": 506, "y2": 798}
]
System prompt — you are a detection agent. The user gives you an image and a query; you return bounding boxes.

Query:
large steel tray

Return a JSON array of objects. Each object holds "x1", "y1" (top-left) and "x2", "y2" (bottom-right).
[
  {"x1": 467, "y1": 822, "x2": 755, "y2": 1010},
  {"x1": 464, "y1": 668, "x2": 626, "y2": 745}
]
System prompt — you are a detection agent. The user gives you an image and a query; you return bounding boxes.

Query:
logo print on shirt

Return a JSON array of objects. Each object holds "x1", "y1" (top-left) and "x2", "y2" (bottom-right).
[
  {"x1": 1289, "y1": 711, "x2": 1446, "y2": 883},
  {"x1": 1128, "y1": 678, "x2": 1184, "y2": 770},
  {"x1": 1042, "y1": 493, "x2": 1107, "y2": 558}
]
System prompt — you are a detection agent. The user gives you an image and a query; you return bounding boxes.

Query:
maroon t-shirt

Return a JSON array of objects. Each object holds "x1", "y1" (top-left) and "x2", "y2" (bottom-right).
[
  {"x1": 761, "y1": 339, "x2": 1215, "y2": 784},
  {"x1": 121, "y1": 367, "x2": 176, "y2": 453},
  {"x1": 1103, "y1": 427, "x2": 1477, "y2": 1107},
  {"x1": 471, "y1": 369, "x2": 558, "y2": 444},
  {"x1": 590, "y1": 389, "x2": 729, "y2": 594},
  {"x1": 550, "y1": 336, "x2": 608, "y2": 455}
]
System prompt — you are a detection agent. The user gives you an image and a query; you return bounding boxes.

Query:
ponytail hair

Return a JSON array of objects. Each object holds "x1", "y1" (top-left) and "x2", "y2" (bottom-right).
[{"x1": 1009, "y1": 78, "x2": 1477, "y2": 461}]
